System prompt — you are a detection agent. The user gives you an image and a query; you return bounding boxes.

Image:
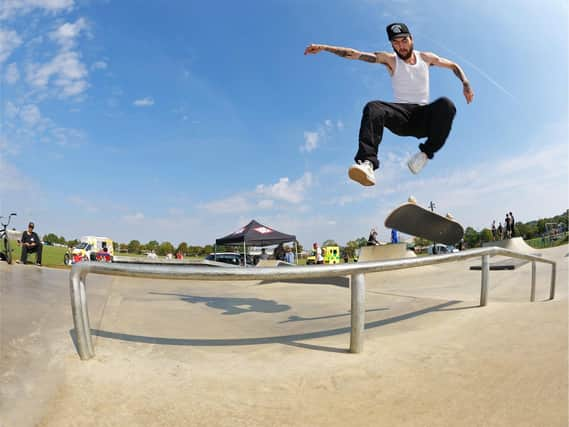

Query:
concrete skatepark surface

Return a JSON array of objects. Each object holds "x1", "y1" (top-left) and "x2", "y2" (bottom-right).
[
  {"x1": 482, "y1": 237, "x2": 539, "y2": 253},
  {"x1": 358, "y1": 243, "x2": 417, "y2": 262},
  {"x1": 1, "y1": 245, "x2": 567, "y2": 426}
]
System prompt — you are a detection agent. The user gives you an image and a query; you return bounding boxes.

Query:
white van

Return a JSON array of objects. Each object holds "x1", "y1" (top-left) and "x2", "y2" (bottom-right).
[{"x1": 70, "y1": 236, "x2": 114, "y2": 262}]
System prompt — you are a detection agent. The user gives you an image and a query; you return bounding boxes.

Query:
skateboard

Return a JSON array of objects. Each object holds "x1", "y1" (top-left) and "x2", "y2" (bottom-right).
[{"x1": 384, "y1": 197, "x2": 464, "y2": 245}]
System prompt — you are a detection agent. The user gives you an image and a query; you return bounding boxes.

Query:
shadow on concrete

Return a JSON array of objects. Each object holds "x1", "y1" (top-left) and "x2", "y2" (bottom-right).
[
  {"x1": 258, "y1": 276, "x2": 350, "y2": 288},
  {"x1": 278, "y1": 307, "x2": 388, "y2": 324},
  {"x1": 149, "y1": 292, "x2": 291, "y2": 315},
  {"x1": 84, "y1": 300, "x2": 462, "y2": 354}
]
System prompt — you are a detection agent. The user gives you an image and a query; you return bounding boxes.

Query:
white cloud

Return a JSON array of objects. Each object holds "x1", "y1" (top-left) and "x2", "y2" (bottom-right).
[
  {"x1": 0, "y1": 0, "x2": 74, "y2": 20},
  {"x1": 26, "y1": 50, "x2": 88, "y2": 97},
  {"x1": 19, "y1": 104, "x2": 42, "y2": 125},
  {"x1": 123, "y1": 212, "x2": 145, "y2": 223},
  {"x1": 0, "y1": 30, "x2": 22, "y2": 63},
  {"x1": 255, "y1": 173, "x2": 313, "y2": 204},
  {"x1": 133, "y1": 97, "x2": 155, "y2": 107},
  {"x1": 68, "y1": 196, "x2": 99, "y2": 213},
  {"x1": 4, "y1": 62, "x2": 20, "y2": 83},
  {"x1": 49, "y1": 17, "x2": 87, "y2": 49},
  {"x1": 201, "y1": 173, "x2": 314, "y2": 215},
  {"x1": 201, "y1": 195, "x2": 252, "y2": 214},
  {"x1": 91, "y1": 60, "x2": 107, "y2": 70},
  {"x1": 301, "y1": 118, "x2": 345, "y2": 153},
  {"x1": 258, "y1": 199, "x2": 274, "y2": 209},
  {"x1": 301, "y1": 131, "x2": 319, "y2": 152}
]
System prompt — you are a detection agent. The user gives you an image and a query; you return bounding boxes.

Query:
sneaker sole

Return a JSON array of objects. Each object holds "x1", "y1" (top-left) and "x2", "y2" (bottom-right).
[
  {"x1": 407, "y1": 162, "x2": 422, "y2": 175},
  {"x1": 348, "y1": 167, "x2": 375, "y2": 186}
]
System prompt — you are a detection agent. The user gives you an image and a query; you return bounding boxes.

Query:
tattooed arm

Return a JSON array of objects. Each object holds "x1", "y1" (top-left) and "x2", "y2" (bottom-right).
[
  {"x1": 421, "y1": 51, "x2": 474, "y2": 104},
  {"x1": 304, "y1": 43, "x2": 395, "y2": 72}
]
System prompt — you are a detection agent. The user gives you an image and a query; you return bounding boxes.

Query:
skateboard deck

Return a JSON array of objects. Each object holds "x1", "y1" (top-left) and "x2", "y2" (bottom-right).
[{"x1": 384, "y1": 201, "x2": 464, "y2": 245}]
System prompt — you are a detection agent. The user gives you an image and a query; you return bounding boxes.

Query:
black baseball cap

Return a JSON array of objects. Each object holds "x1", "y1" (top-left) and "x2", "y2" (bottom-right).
[
  {"x1": 28, "y1": 222, "x2": 34, "y2": 228},
  {"x1": 386, "y1": 23, "x2": 411, "y2": 41}
]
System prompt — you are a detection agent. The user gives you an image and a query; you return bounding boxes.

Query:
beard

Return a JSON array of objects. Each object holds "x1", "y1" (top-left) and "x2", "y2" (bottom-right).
[{"x1": 394, "y1": 43, "x2": 414, "y2": 60}]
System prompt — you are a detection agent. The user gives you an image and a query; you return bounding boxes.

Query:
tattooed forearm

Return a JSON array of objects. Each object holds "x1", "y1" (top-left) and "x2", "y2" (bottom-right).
[
  {"x1": 322, "y1": 45, "x2": 376, "y2": 62},
  {"x1": 452, "y1": 64, "x2": 468, "y2": 84},
  {"x1": 323, "y1": 46, "x2": 357, "y2": 58}
]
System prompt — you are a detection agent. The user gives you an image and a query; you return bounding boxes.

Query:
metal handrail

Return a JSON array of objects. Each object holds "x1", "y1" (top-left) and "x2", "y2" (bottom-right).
[{"x1": 70, "y1": 246, "x2": 556, "y2": 360}]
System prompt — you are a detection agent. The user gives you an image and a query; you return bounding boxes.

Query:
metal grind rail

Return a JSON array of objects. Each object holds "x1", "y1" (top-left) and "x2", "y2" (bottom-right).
[{"x1": 70, "y1": 247, "x2": 556, "y2": 360}]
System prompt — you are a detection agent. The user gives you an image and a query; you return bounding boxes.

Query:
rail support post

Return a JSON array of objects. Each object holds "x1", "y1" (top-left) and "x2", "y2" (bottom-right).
[
  {"x1": 70, "y1": 269, "x2": 95, "y2": 360},
  {"x1": 549, "y1": 263, "x2": 556, "y2": 300},
  {"x1": 530, "y1": 261, "x2": 536, "y2": 302},
  {"x1": 480, "y1": 255, "x2": 489, "y2": 307},
  {"x1": 350, "y1": 272, "x2": 366, "y2": 353}
]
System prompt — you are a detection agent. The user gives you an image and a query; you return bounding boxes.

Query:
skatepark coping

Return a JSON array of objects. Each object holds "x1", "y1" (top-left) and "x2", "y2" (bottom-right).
[{"x1": 69, "y1": 246, "x2": 556, "y2": 361}]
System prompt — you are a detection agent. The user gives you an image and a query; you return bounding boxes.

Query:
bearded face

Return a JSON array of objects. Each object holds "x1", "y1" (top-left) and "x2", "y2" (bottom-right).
[{"x1": 391, "y1": 36, "x2": 414, "y2": 61}]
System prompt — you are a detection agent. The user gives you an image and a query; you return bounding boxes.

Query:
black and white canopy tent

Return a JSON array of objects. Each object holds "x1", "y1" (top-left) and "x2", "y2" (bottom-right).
[{"x1": 215, "y1": 219, "x2": 297, "y2": 265}]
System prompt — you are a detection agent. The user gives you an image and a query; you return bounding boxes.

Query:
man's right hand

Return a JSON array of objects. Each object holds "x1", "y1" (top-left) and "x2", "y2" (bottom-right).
[{"x1": 304, "y1": 44, "x2": 324, "y2": 55}]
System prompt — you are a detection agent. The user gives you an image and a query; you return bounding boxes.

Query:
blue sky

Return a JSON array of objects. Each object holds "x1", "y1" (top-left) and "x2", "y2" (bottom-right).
[{"x1": 1, "y1": 0, "x2": 567, "y2": 247}]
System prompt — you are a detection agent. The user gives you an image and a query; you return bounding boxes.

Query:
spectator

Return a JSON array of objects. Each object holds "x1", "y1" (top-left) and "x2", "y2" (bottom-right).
[
  {"x1": 391, "y1": 229, "x2": 399, "y2": 244},
  {"x1": 497, "y1": 222, "x2": 504, "y2": 240},
  {"x1": 509, "y1": 211, "x2": 516, "y2": 237},
  {"x1": 259, "y1": 248, "x2": 269, "y2": 260},
  {"x1": 491, "y1": 220, "x2": 497, "y2": 240},
  {"x1": 313, "y1": 242, "x2": 324, "y2": 264},
  {"x1": 284, "y1": 246, "x2": 295, "y2": 264},
  {"x1": 367, "y1": 228, "x2": 380, "y2": 246},
  {"x1": 505, "y1": 213, "x2": 511, "y2": 239},
  {"x1": 20, "y1": 222, "x2": 42, "y2": 266},
  {"x1": 273, "y1": 243, "x2": 285, "y2": 261}
]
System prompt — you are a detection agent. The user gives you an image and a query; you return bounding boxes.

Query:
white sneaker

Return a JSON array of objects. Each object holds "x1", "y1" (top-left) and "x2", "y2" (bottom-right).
[
  {"x1": 348, "y1": 160, "x2": 375, "y2": 186},
  {"x1": 407, "y1": 151, "x2": 428, "y2": 174}
]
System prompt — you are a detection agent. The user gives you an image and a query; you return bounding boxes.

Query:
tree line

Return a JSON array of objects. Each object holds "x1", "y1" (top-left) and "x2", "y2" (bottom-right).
[{"x1": 41, "y1": 210, "x2": 567, "y2": 257}]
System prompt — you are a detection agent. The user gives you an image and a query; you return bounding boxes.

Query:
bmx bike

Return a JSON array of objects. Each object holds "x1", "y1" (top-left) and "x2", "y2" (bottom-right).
[{"x1": 0, "y1": 213, "x2": 17, "y2": 264}]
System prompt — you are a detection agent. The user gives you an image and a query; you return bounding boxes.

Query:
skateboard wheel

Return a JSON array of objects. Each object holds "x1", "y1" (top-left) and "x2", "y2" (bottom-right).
[
  {"x1": 408, "y1": 196, "x2": 417, "y2": 203},
  {"x1": 446, "y1": 213, "x2": 454, "y2": 220}
]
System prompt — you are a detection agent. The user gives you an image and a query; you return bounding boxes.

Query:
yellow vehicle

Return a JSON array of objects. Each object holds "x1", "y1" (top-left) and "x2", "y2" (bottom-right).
[
  {"x1": 323, "y1": 246, "x2": 340, "y2": 264},
  {"x1": 306, "y1": 245, "x2": 341, "y2": 265}
]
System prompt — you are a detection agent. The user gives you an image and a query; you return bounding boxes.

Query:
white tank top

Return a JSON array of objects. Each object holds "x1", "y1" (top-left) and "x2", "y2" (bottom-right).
[{"x1": 391, "y1": 51, "x2": 429, "y2": 105}]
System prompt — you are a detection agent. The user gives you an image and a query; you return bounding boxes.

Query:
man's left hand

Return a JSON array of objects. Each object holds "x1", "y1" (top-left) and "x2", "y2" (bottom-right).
[{"x1": 463, "y1": 82, "x2": 474, "y2": 104}]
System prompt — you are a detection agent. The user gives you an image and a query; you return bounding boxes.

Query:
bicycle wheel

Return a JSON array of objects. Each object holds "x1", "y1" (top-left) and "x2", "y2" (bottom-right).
[{"x1": 4, "y1": 237, "x2": 12, "y2": 264}]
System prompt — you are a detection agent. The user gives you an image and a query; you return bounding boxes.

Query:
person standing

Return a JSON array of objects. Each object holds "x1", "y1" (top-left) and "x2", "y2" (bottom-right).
[
  {"x1": 304, "y1": 22, "x2": 474, "y2": 186},
  {"x1": 284, "y1": 246, "x2": 295, "y2": 264},
  {"x1": 20, "y1": 222, "x2": 42, "y2": 265},
  {"x1": 497, "y1": 222, "x2": 504, "y2": 240},
  {"x1": 313, "y1": 242, "x2": 324, "y2": 264},
  {"x1": 491, "y1": 220, "x2": 497, "y2": 241},
  {"x1": 273, "y1": 243, "x2": 285, "y2": 261},
  {"x1": 505, "y1": 213, "x2": 511, "y2": 239},
  {"x1": 509, "y1": 212, "x2": 516, "y2": 237},
  {"x1": 391, "y1": 229, "x2": 399, "y2": 244}
]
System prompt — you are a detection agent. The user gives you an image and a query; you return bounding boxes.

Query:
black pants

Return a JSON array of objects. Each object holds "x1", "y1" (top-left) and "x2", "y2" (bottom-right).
[
  {"x1": 355, "y1": 97, "x2": 456, "y2": 170},
  {"x1": 21, "y1": 244, "x2": 42, "y2": 264}
]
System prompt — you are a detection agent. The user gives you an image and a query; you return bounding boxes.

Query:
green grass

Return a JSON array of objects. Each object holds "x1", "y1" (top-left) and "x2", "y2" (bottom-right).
[
  {"x1": 526, "y1": 233, "x2": 568, "y2": 249},
  {"x1": 7, "y1": 241, "x2": 68, "y2": 267}
]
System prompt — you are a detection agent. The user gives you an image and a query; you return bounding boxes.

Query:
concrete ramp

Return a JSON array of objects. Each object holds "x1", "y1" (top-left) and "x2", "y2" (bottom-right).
[
  {"x1": 358, "y1": 243, "x2": 416, "y2": 262},
  {"x1": 255, "y1": 260, "x2": 295, "y2": 267},
  {"x1": 483, "y1": 237, "x2": 537, "y2": 254}
]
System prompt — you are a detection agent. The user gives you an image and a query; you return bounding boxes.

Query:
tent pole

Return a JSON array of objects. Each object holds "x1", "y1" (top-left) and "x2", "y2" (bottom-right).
[
  {"x1": 243, "y1": 241, "x2": 246, "y2": 268},
  {"x1": 295, "y1": 241, "x2": 298, "y2": 265},
  {"x1": 214, "y1": 244, "x2": 217, "y2": 261}
]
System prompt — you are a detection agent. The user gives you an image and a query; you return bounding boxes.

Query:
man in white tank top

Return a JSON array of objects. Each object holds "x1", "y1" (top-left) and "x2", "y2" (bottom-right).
[{"x1": 304, "y1": 23, "x2": 474, "y2": 186}]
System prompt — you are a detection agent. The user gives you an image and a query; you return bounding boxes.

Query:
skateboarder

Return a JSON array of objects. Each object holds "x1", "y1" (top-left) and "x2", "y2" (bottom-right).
[{"x1": 304, "y1": 22, "x2": 474, "y2": 186}]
